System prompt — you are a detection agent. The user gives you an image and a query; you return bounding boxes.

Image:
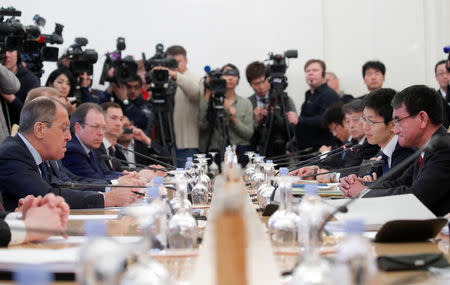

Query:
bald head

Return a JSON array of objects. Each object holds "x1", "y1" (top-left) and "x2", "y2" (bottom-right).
[{"x1": 25, "y1": 87, "x2": 64, "y2": 104}]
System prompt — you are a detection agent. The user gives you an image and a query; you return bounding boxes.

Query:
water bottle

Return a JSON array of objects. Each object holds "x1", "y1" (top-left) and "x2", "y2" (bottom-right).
[
  {"x1": 291, "y1": 184, "x2": 331, "y2": 285},
  {"x1": 77, "y1": 221, "x2": 127, "y2": 285},
  {"x1": 332, "y1": 219, "x2": 377, "y2": 285},
  {"x1": 273, "y1": 167, "x2": 289, "y2": 203}
]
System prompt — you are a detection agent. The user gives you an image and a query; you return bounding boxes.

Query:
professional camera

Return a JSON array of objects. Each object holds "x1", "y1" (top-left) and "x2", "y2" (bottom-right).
[
  {"x1": 266, "y1": 49, "x2": 298, "y2": 90},
  {"x1": 64, "y1": 37, "x2": 98, "y2": 76},
  {"x1": 0, "y1": 7, "x2": 63, "y2": 77},
  {"x1": 204, "y1": 66, "x2": 226, "y2": 106},
  {"x1": 142, "y1": 43, "x2": 178, "y2": 99},
  {"x1": 444, "y1": 46, "x2": 450, "y2": 72},
  {"x1": 99, "y1": 37, "x2": 137, "y2": 85}
]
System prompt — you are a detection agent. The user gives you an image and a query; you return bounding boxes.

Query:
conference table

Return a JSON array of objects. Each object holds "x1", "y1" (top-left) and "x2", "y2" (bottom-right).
[{"x1": 1, "y1": 190, "x2": 449, "y2": 284}]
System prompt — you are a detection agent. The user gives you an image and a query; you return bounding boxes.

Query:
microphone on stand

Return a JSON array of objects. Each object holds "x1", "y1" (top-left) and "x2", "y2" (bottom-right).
[
  {"x1": 289, "y1": 142, "x2": 361, "y2": 170},
  {"x1": 114, "y1": 144, "x2": 176, "y2": 170},
  {"x1": 99, "y1": 155, "x2": 174, "y2": 177}
]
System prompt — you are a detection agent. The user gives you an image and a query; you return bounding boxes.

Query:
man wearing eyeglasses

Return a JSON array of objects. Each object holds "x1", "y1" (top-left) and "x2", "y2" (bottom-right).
[
  {"x1": 434, "y1": 60, "x2": 450, "y2": 128},
  {"x1": 0, "y1": 97, "x2": 140, "y2": 210},
  {"x1": 340, "y1": 89, "x2": 415, "y2": 184},
  {"x1": 340, "y1": 85, "x2": 450, "y2": 216}
]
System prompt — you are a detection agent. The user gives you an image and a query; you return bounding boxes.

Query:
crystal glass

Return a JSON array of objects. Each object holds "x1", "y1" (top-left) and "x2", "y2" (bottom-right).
[
  {"x1": 196, "y1": 157, "x2": 212, "y2": 193},
  {"x1": 191, "y1": 161, "x2": 209, "y2": 207},
  {"x1": 256, "y1": 161, "x2": 276, "y2": 208},
  {"x1": 208, "y1": 152, "x2": 220, "y2": 178},
  {"x1": 268, "y1": 176, "x2": 299, "y2": 247},
  {"x1": 168, "y1": 177, "x2": 198, "y2": 248},
  {"x1": 243, "y1": 151, "x2": 255, "y2": 182}
]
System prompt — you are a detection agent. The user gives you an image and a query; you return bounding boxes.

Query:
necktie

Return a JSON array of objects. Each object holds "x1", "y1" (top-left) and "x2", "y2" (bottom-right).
[
  {"x1": 38, "y1": 162, "x2": 49, "y2": 183},
  {"x1": 380, "y1": 151, "x2": 389, "y2": 175},
  {"x1": 419, "y1": 156, "x2": 423, "y2": 168},
  {"x1": 89, "y1": 151, "x2": 104, "y2": 178},
  {"x1": 108, "y1": 146, "x2": 115, "y2": 157}
]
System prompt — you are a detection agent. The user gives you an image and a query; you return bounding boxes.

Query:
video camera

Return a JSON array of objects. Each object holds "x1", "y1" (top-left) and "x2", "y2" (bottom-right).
[
  {"x1": 0, "y1": 7, "x2": 63, "y2": 77},
  {"x1": 64, "y1": 37, "x2": 98, "y2": 76},
  {"x1": 203, "y1": 66, "x2": 226, "y2": 106},
  {"x1": 142, "y1": 43, "x2": 178, "y2": 100},
  {"x1": 444, "y1": 46, "x2": 450, "y2": 72},
  {"x1": 266, "y1": 49, "x2": 298, "y2": 90},
  {"x1": 99, "y1": 37, "x2": 137, "y2": 85}
]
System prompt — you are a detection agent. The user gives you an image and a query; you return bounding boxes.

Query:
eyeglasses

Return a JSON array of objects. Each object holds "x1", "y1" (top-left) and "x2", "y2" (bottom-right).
[
  {"x1": 393, "y1": 115, "x2": 415, "y2": 127},
  {"x1": 436, "y1": 72, "x2": 449, "y2": 77},
  {"x1": 360, "y1": 116, "x2": 384, "y2": 127},
  {"x1": 85, "y1": 123, "x2": 106, "y2": 132}
]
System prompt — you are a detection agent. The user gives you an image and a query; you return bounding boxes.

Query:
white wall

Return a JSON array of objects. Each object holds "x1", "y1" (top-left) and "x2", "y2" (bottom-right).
[{"x1": 4, "y1": 0, "x2": 450, "y2": 110}]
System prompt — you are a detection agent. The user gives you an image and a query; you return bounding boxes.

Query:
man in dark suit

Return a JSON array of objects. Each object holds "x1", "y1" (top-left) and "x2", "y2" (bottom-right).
[
  {"x1": 296, "y1": 59, "x2": 340, "y2": 151},
  {"x1": 0, "y1": 97, "x2": 140, "y2": 211},
  {"x1": 434, "y1": 60, "x2": 450, "y2": 128},
  {"x1": 359, "y1": 89, "x2": 415, "y2": 180},
  {"x1": 340, "y1": 85, "x2": 450, "y2": 216},
  {"x1": 95, "y1": 102, "x2": 127, "y2": 172},
  {"x1": 62, "y1": 103, "x2": 122, "y2": 180},
  {"x1": 62, "y1": 103, "x2": 157, "y2": 182}
]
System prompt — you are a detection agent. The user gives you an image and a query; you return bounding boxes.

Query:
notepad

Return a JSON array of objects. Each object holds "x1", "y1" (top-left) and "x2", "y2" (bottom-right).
[{"x1": 68, "y1": 214, "x2": 119, "y2": 221}]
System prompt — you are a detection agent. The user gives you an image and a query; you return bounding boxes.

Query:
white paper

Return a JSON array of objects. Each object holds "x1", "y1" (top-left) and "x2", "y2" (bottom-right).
[
  {"x1": 68, "y1": 214, "x2": 119, "y2": 221},
  {"x1": 0, "y1": 247, "x2": 79, "y2": 272},
  {"x1": 40, "y1": 235, "x2": 142, "y2": 244},
  {"x1": 324, "y1": 194, "x2": 436, "y2": 230}
]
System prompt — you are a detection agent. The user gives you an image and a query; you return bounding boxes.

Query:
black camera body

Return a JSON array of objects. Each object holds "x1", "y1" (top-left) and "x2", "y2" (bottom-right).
[
  {"x1": 205, "y1": 67, "x2": 226, "y2": 107},
  {"x1": 0, "y1": 7, "x2": 63, "y2": 77},
  {"x1": 65, "y1": 37, "x2": 98, "y2": 76},
  {"x1": 266, "y1": 50, "x2": 298, "y2": 91},
  {"x1": 142, "y1": 43, "x2": 178, "y2": 100},
  {"x1": 99, "y1": 37, "x2": 138, "y2": 85}
]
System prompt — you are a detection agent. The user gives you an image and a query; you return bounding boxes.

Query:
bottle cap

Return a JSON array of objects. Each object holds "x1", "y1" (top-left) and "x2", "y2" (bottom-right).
[
  {"x1": 345, "y1": 219, "x2": 365, "y2": 234},
  {"x1": 186, "y1": 157, "x2": 193, "y2": 162},
  {"x1": 279, "y1": 167, "x2": 289, "y2": 176},
  {"x1": 153, "y1": 176, "x2": 164, "y2": 185},
  {"x1": 14, "y1": 265, "x2": 52, "y2": 285},
  {"x1": 304, "y1": 184, "x2": 318, "y2": 195},
  {"x1": 84, "y1": 221, "x2": 107, "y2": 237}
]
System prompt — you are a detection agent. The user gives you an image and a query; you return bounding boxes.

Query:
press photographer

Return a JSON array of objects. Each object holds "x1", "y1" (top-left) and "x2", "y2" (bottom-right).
[
  {"x1": 198, "y1": 64, "x2": 253, "y2": 165},
  {"x1": 246, "y1": 53, "x2": 298, "y2": 158},
  {"x1": 58, "y1": 37, "x2": 98, "y2": 104},
  {"x1": 144, "y1": 44, "x2": 200, "y2": 167},
  {"x1": 0, "y1": 7, "x2": 52, "y2": 129}
]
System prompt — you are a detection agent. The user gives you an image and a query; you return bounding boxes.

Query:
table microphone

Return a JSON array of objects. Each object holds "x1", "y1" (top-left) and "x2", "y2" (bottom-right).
[
  {"x1": 99, "y1": 154, "x2": 174, "y2": 176},
  {"x1": 267, "y1": 160, "x2": 384, "y2": 211},
  {"x1": 289, "y1": 142, "x2": 361, "y2": 170},
  {"x1": 114, "y1": 144, "x2": 176, "y2": 170}
]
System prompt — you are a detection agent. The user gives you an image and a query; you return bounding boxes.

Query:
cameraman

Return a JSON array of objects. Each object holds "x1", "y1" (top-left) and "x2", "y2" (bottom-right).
[
  {"x1": 246, "y1": 61, "x2": 298, "y2": 156},
  {"x1": 99, "y1": 73, "x2": 153, "y2": 136},
  {"x1": 153, "y1": 45, "x2": 201, "y2": 167},
  {"x1": 198, "y1": 64, "x2": 253, "y2": 165},
  {"x1": 1, "y1": 49, "x2": 40, "y2": 128}
]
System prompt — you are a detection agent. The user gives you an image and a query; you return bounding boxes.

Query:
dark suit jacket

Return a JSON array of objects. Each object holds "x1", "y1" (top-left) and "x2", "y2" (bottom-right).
[
  {"x1": 0, "y1": 211, "x2": 10, "y2": 247},
  {"x1": 62, "y1": 136, "x2": 120, "y2": 180},
  {"x1": 371, "y1": 142, "x2": 416, "y2": 178},
  {"x1": 365, "y1": 127, "x2": 450, "y2": 216},
  {"x1": 47, "y1": 160, "x2": 108, "y2": 192},
  {"x1": 437, "y1": 89, "x2": 450, "y2": 129},
  {"x1": 0, "y1": 135, "x2": 104, "y2": 211},
  {"x1": 94, "y1": 143, "x2": 124, "y2": 172},
  {"x1": 296, "y1": 83, "x2": 341, "y2": 150}
]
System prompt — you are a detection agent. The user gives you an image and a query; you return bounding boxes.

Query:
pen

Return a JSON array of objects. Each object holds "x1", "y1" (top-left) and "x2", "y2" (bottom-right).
[{"x1": 133, "y1": 191, "x2": 145, "y2": 196}]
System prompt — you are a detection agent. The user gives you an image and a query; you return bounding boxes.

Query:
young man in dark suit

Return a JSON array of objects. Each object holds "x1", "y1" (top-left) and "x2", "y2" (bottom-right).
[
  {"x1": 360, "y1": 89, "x2": 415, "y2": 181},
  {"x1": 434, "y1": 60, "x2": 450, "y2": 128},
  {"x1": 340, "y1": 85, "x2": 450, "y2": 216}
]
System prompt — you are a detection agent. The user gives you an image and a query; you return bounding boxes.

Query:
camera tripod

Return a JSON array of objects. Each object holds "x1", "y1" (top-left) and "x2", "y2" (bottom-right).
[
  {"x1": 151, "y1": 96, "x2": 177, "y2": 167},
  {"x1": 258, "y1": 77, "x2": 294, "y2": 158},
  {"x1": 205, "y1": 98, "x2": 230, "y2": 165}
]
